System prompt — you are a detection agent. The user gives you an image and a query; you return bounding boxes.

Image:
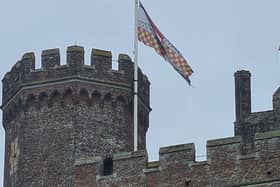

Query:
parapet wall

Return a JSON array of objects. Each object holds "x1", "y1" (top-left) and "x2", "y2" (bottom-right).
[
  {"x1": 74, "y1": 130, "x2": 280, "y2": 186},
  {"x1": 2, "y1": 46, "x2": 150, "y2": 109},
  {"x1": 2, "y1": 46, "x2": 152, "y2": 186}
]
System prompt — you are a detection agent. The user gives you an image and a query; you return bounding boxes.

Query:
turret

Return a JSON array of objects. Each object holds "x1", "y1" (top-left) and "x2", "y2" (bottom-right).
[{"x1": 1, "y1": 46, "x2": 151, "y2": 186}]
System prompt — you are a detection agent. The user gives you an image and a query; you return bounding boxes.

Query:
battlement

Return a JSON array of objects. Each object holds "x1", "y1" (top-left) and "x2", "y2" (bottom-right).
[
  {"x1": 234, "y1": 70, "x2": 280, "y2": 150},
  {"x1": 3, "y1": 44, "x2": 280, "y2": 186},
  {"x1": 74, "y1": 130, "x2": 280, "y2": 186},
  {"x1": 2, "y1": 46, "x2": 150, "y2": 108}
]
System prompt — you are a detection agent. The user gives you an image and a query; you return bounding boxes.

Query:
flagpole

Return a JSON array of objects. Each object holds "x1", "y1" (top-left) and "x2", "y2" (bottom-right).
[{"x1": 133, "y1": 0, "x2": 139, "y2": 152}]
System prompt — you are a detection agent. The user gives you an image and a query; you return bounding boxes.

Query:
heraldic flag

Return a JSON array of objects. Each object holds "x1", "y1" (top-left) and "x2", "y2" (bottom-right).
[{"x1": 138, "y1": 2, "x2": 193, "y2": 84}]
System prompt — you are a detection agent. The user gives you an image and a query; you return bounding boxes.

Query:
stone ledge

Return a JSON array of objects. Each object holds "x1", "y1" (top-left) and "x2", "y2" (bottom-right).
[
  {"x1": 82, "y1": 65, "x2": 95, "y2": 69},
  {"x1": 255, "y1": 130, "x2": 280, "y2": 140},
  {"x1": 237, "y1": 152, "x2": 259, "y2": 160},
  {"x1": 74, "y1": 156, "x2": 102, "y2": 166},
  {"x1": 147, "y1": 161, "x2": 159, "y2": 168},
  {"x1": 225, "y1": 178, "x2": 280, "y2": 187},
  {"x1": 53, "y1": 64, "x2": 68, "y2": 69},
  {"x1": 159, "y1": 143, "x2": 194, "y2": 155},
  {"x1": 143, "y1": 167, "x2": 161, "y2": 174},
  {"x1": 207, "y1": 136, "x2": 241, "y2": 147},
  {"x1": 144, "y1": 161, "x2": 160, "y2": 173},
  {"x1": 113, "y1": 150, "x2": 146, "y2": 161},
  {"x1": 112, "y1": 69, "x2": 124, "y2": 75},
  {"x1": 31, "y1": 68, "x2": 43, "y2": 72},
  {"x1": 189, "y1": 161, "x2": 209, "y2": 167},
  {"x1": 96, "y1": 173, "x2": 117, "y2": 182}
]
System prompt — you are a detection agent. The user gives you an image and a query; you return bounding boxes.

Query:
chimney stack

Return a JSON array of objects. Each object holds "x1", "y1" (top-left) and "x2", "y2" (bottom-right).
[{"x1": 234, "y1": 70, "x2": 251, "y2": 122}]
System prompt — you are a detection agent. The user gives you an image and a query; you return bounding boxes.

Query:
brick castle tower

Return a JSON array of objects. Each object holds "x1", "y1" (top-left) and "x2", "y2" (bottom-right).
[
  {"x1": 1, "y1": 46, "x2": 150, "y2": 186},
  {"x1": 2, "y1": 46, "x2": 280, "y2": 186}
]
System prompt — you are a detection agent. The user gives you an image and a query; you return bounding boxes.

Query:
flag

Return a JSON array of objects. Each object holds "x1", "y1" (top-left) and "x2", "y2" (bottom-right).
[{"x1": 138, "y1": 2, "x2": 193, "y2": 84}]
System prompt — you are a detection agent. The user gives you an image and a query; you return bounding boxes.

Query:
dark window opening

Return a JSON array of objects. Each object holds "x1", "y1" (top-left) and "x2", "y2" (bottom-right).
[{"x1": 103, "y1": 157, "x2": 113, "y2": 176}]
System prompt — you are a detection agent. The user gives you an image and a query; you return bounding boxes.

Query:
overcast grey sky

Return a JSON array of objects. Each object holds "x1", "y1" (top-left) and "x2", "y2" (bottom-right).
[{"x1": 1, "y1": 0, "x2": 280, "y2": 185}]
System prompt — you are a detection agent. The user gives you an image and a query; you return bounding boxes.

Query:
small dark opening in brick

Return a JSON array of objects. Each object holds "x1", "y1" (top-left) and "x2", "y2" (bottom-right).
[
  {"x1": 267, "y1": 171, "x2": 272, "y2": 175},
  {"x1": 185, "y1": 178, "x2": 191, "y2": 186},
  {"x1": 103, "y1": 157, "x2": 113, "y2": 176}
]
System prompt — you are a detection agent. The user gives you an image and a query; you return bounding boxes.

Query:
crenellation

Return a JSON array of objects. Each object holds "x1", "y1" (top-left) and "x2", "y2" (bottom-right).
[
  {"x1": 69, "y1": 130, "x2": 280, "y2": 186},
  {"x1": 234, "y1": 70, "x2": 280, "y2": 154},
  {"x1": 1, "y1": 46, "x2": 150, "y2": 112},
  {"x1": 112, "y1": 150, "x2": 147, "y2": 178},
  {"x1": 67, "y1": 45, "x2": 84, "y2": 67},
  {"x1": 207, "y1": 137, "x2": 241, "y2": 166},
  {"x1": 118, "y1": 53, "x2": 133, "y2": 79},
  {"x1": 91, "y1": 48, "x2": 112, "y2": 72},
  {"x1": 21, "y1": 52, "x2": 35, "y2": 72},
  {"x1": 5, "y1": 46, "x2": 280, "y2": 186},
  {"x1": 117, "y1": 53, "x2": 150, "y2": 106},
  {"x1": 2, "y1": 52, "x2": 35, "y2": 105},
  {"x1": 41, "y1": 48, "x2": 60, "y2": 69},
  {"x1": 159, "y1": 143, "x2": 195, "y2": 167},
  {"x1": 2, "y1": 45, "x2": 152, "y2": 187}
]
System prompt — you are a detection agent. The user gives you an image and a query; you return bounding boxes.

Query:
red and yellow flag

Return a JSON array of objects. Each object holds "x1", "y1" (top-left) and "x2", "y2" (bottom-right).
[{"x1": 138, "y1": 2, "x2": 193, "y2": 84}]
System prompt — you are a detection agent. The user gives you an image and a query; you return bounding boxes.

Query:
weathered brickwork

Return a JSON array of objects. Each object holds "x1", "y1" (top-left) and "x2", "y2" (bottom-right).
[
  {"x1": 2, "y1": 46, "x2": 280, "y2": 186},
  {"x1": 74, "y1": 132, "x2": 280, "y2": 187},
  {"x1": 2, "y1": 46, "x2": 150, "y2": 186}
]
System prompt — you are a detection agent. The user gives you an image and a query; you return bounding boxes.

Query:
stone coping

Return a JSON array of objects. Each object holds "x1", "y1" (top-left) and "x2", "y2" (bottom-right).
[
  {"x1": 22, "y1": 52, "x2": 34, "y2": 59},
  {"x1": 42, "y1": 48, "x2": 59, "y2": 56},
  {"x1": 159, "y1": 143, "x2": 194, "y2": 155},
  {"x1": 118, "y1": 54, "x2": 132, "y2": 61},
  {"x1": 74, "y1": 156, "x2": 102, "y2": 166},
  {"x1": 226, "y1": 178, "x2": 280, "y2": 187},
  {"x1": 113, "y1": 150, "x2": 146, "y2": 161},
  {"x1": 189, "y1": 161, "x2": 209, "y2": 167},
  {"x1": 147, "y1": 161, "x2": 159, "y2": 168},
  {"x1": 68, "y1": 45, "x2": 84, "y2": 52},
  {"x1": 96, "y1": 173, "x2": 117, "y2": 181},
  {"x1": 255, "y1": 130, "x2": 280, "y2": 140},
  {"x1": 92, "y1": 48, "x2": 112, "y2": 57},
  {"x1": 207, "y1": 136, "x2": 241, "y2": 147},
  {"x1": 143, "y1": 167, "x2": 160, "y2": 174},
  {"x1": 237, "y1": 152, "x2": 259, "y2": 160}
]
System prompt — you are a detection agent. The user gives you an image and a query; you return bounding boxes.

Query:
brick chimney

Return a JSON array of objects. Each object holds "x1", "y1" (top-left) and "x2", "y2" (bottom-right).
[{"x1": 234, "y1": 70, "x2": 251, "y2": 122}]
